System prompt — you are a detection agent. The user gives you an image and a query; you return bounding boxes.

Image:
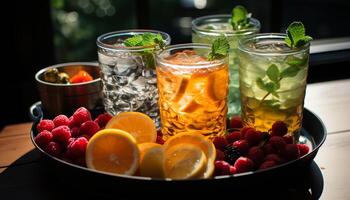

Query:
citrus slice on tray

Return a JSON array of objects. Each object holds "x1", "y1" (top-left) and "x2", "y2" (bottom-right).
[
  {"x1": 138, "y1": 143, "x2": 165, "y2": 178},
  {"x1": 86, "y1": 129, "x2": 139, "y2": 175},
  {"x1": 163, "y1": 132, "x2": 216, "y2": 178},
  {"x1": 164, "y1": 143, "x2": 207, "y2": 179},
  {"x1": 105, "y1": 112, "x2": 157, "y2": 144}
]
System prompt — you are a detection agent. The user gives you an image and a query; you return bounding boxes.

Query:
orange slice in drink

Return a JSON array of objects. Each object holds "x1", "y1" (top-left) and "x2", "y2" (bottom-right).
[
  {"x1": 171, "y1": 77, "x2": 189, "y2": 102},
  {"x1": 105, "y1": 112, "x2": 157, "y2": 144},
  {"x1": 138, "y1": 143, "x2": 165, "y2": 178},
  {"x1": 86, "y1": 129, "x2": 139, "y2": 175},
  {"x1": 164, "y1": 143, "x2": 207, "y2": 179},
  {"x1": 163, "y1": 132, "x2": 216, "y2": 178},
  {"x1": 206, "y1": 67, "x2": 229, "y2": 101}
]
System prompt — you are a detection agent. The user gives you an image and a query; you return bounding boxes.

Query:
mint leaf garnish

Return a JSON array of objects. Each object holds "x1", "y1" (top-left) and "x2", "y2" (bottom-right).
[
  {"x1": 207, "y1": 37, "x2": 230, "y2": 61},
  {"x1": 231, "y1": 5, "x2": 253, "y2": 30},
  {"x1": 266, "y1": 64, "x2": 280, "y2": 83},
  {"x1": 280, "y1": 65, "x2": 300, "y2": 78},
  {"x1": 285, "y1": 22, "x2": 313, "y2": 48},
  {"x1": 123, "y1": 33, "x2": 165, "y2": 69}
]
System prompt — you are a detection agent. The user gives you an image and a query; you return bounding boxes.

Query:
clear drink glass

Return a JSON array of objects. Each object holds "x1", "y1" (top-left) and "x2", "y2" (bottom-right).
[
  {"x1": 156, "y1": 44, "x2": 229, "y2": 140},
  {"x1": 96, "y1": 30, "x2": 171, "y2": 127},
  {"x1": 238, "y1": 33, "x2": 310, "y2": 140},
  {"x1": 192, "y1": 15, "x2": 260, "y2": 117}
]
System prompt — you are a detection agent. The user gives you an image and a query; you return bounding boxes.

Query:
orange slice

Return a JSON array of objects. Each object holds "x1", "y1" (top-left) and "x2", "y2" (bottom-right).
[
  {"x1": 163, "y1": 132, "x2": 216, "y2": 178},
  {"x1": 86, "y1": 129, "x2": 139, "y2": 175},
  {"x1": 171, "y1": 77, "x2": 189, "y2": 102},
  {"x1": 105, "y1": 112, "x2": 157, "y2": 144},
  {"x1": 164, "y1": 143, "x2": 207, "y2": 179},
  {"x1": 206, "y1": 66, "x2": 229, "y2": 101},
  {"x1": 138, "y1": 143, "x2": 165, "y2": 178}
]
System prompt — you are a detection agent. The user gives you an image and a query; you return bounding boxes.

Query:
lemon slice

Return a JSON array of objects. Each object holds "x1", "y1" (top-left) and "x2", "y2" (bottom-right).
[
  {"x1": 164, "y1": 143, "x2": 207, "y2": 179},
  {"x1": 86, "y1": 129, "x2": 139, "y2": 175},
  {"x1": 138, "y1": 143, "x2": 165, "y2": 178},
  {"x1": 163, "y1": 132, "x2": 216, "y2": 178},
  {"x1": 105, "y1": 112, "x2": 157, "y2": 144}
]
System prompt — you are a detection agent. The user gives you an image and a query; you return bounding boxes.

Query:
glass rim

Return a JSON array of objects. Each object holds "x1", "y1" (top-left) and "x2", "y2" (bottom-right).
[
  {"x1": 96, "y1": 29, "x2": 171, "y2": 52},
  {"x1": 238, "y1": 33, "x2": 310, "y2": 56},
  {"x1": 192, "y1": 14, "x2": 261, "y2": 36},
  {"x1": 156, "y1": 43, "x2": 228, "y2": 69}
]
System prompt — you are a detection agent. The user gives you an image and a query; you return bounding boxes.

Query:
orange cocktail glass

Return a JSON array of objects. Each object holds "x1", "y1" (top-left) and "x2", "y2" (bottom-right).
[{"x1": 156, "y1": 44, "x2": 229, "y2": 140}]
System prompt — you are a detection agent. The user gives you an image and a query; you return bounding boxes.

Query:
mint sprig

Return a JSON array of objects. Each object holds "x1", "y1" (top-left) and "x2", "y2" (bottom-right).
[
  {"x1": 123, "y1": 33, "x2": 165, "y2": 69},
  {"x1": 207, "y1": 37, "x2": 230, "y2": 61},
  {"x1": 285, "y1": 22, "x2": 313, "y2": 48},
  {"x1": 230, "y1": 5, "x2": 253, "y2": 30}
]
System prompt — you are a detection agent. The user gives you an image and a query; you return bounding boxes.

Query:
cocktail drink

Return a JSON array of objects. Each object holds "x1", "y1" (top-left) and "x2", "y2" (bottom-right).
[
  {"x1": 238, "y1": 33, "x2": 310, "y2": 139},
  {"x1": 97, "y1": 30, "x2": 171, "y2": 127},
  {"x1": 156, "y1": 44, "x2": 229, "y2": 140},
  {"x1": 192, "y1": 14, "x2": 260, "y2": 116}
]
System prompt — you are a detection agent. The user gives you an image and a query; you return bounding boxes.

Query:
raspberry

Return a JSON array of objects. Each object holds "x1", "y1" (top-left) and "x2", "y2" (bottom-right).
[
  {"x1": 264, "y1": 153, "x2": 283, "y2": 164},
  {"x1": 214, "y1": 160, "x2": 231, "y2": 176},
  {"x1": 259, "y1": 160, "x2": 277, "y2": 170},
  {"x1": 53, "y1": 115, "x2": 70, "y2": 127},
  {"x1": 213, "y1": 136, "x2": 228, "y2": 151},
  {"x1": 94, "y1": 113, "x2": 112, "y2": 128},
  {"x1": 271, "y1": 121, "x2": 288, "y2": 136},
  {"x1": 229, "y1": 166, "x2": 237, "y2": 175},
  {"x1": 66, "y1": 137, "x2": 76, "y2": 148},
  {"x1": 79, "y1": 121, "x2": 100, "y2": 136},
  {"x1": 234, "y1": 157, "x2": 254, "y2": 173},
  {"x1": 283, "y1": 135, "x2": 294, "y2": 144},
  {"x1": 232, "y1": 140, "x2": 250, "y2": 155},
  {"x1": 230, "y1": 116, "x2": 243, "y2": 129},
  {"x1": 268, "y1": 136, "x2": 287, "y2": 151},
  {"x1": 226, "y1": 131, "x2": 241, "y2": 144},
  {"x1": 216, "y1": 149, "x2": 225, "y2": 161},
  {"x1": 247, "y1": 146, "x2": 265, "y2": 164},
  {"x1": 80, "y1": 134, "x2": 91, "y2": 141},
  {"x1": 34, "y1": 130, "x2": 53, "y2": 148},
  {"x1": 244, "y1": 129, "x2": 262, "y2": 146},
  {"x1": 224, "y1": 145, "x2": 241, "y2": 165},
  {"x1": 51, "y1": 125, "x2": 71, "y2": 144},
  {"x1": 36, "y1": 119, "x2": 55, "y2": 132},
  {"x1": 297, "y1": 144, "x2": 310, "y2": 157},
  {"x1": 70, "y1": 107, "x2": 92, "y2": 127},
  {"x1": 282, "y1": 144, "x2": 300, "y2": 160},
  {"x1": 71, "y1": 127, "x2": 80, "y2": 138},
  {"x1": 156, "y1": 135, "x2": 165, "y2": 145},
  {"x1": 240, "y1": 127, "x2": 254, "y2": 138},
  {"x1": 66, "y1": 137, "x2": 88, "y2": 159},
  {"x1": 45, "y1": 141, "x2": 63, "y2": 157},
  {"x1": 262, "y1": 143, "x2": 276, "y2": 154}
]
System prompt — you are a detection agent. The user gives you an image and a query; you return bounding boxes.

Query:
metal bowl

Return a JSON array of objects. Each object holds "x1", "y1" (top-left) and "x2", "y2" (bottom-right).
[{"x1": 35, "y1": 62, "x2": 103, "y2": 117}]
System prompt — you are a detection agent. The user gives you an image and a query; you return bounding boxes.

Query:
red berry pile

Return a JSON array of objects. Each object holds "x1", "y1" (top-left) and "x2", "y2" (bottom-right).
[
  {"x1": 214, "y1": 117, "x2": 310, "y2": 176},
  {"x1": 34, "y1": 107, "x2": 112, "y2": 167}
]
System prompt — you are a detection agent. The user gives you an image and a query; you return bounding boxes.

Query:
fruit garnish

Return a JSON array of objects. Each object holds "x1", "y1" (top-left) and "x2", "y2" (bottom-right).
[
  {"x1": 164, "y1": 143, "x2": 207, "y2": 179},
  {"x1": 123, "y1": 33, "x2": 165, "y2": 69},
  {"x1": 207, "y1": 37, "x2": 230, "y2": 61},
  {"x1": 86, "y1": 129, "x2": 140, "y2": 175},
  {"x1": 105, "y1": 112, "x2": 157, "y2": 144},
  {"x1": 138, "y1": 143, "x2": 165, "y2": 178},
  {"x1": 206, "y1": 67, "x2": 229, "y2": 101},
  {"x1": 163, "y1": 132, "x2": 216, "y2": 178},
  {"x1": 70, "y1": 70, "x2": 93, "y2": 84}
]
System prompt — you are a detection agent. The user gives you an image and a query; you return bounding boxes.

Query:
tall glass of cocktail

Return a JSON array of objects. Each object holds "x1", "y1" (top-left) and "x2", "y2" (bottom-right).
[
  {"x1": 156, "y1": 44, "x2": 229, "y2": 140},
  {"x1": 238, "y1": 32, "x2": 310, "y2": 140},
  {"x1": 192, "y1": 8, "x2": 260, "y2": 117}
]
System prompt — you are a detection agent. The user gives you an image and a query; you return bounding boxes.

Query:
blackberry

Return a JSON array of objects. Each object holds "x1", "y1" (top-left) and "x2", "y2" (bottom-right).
[{"x1": 224, "y1": 145, "x2": 241, "y2": 165}]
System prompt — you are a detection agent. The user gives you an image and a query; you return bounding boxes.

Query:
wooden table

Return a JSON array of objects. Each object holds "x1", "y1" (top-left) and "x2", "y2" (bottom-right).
[{"x1": 1, "y1": 79, "x2": 350, "y2": 199}]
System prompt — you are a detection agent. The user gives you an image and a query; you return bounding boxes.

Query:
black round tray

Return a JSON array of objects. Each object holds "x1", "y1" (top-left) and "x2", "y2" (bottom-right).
[{"x1": 29, "y1": 102, "x2": 326, "y2": 197}]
